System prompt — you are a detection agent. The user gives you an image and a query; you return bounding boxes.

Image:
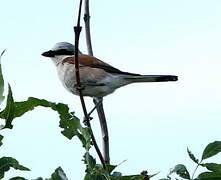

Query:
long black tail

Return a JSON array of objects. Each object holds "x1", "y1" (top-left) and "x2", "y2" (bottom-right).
[{"x1": 125, "y1": 75, "x2": 178, "y2": 83}]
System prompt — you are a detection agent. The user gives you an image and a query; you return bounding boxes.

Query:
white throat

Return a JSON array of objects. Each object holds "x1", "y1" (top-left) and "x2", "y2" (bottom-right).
[{"x1": 51, "y1": 55, "x2": 73, "y2": 66}]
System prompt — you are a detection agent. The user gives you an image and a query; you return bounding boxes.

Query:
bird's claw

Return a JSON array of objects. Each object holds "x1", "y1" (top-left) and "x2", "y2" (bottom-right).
[{"x1": 83, "y1": 116, "x2": 93, "y2": 126}]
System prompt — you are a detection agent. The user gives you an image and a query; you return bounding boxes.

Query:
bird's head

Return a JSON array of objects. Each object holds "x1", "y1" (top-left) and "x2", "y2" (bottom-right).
[{"x1": 42, "y1": 42, "x2": 81, "y2": 64}]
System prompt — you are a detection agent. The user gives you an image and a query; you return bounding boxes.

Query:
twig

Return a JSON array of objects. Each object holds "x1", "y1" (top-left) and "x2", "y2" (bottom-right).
[
  {"x1": 73, "y1": 0, "x2": 106, "y2": 169},
  {"x1": 93, "y1": 98, "x2": 110, "y2": 164},
  {"x1": 87, "y1": 99, "x2": 103, "y2": 117},
  {"x1": 83, "y1": 0, "x2": 110, "y2": 164},
  {"x1": 84, "y1": 0, "x2": 93, "y2": 56},
  {"x1": 191, "y1": 162, "x2": 201, "y2": 180}
]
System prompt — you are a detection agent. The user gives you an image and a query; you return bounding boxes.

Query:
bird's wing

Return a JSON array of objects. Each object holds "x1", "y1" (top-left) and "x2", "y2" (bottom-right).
[{"x1": 62, "y1": 54, "x2": 140, "y2": 76}]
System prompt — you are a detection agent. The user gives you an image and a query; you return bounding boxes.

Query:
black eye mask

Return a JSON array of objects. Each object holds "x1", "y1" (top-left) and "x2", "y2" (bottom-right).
[{"x1": 41, "y1": 49, "x2": 75, "y2": 57}]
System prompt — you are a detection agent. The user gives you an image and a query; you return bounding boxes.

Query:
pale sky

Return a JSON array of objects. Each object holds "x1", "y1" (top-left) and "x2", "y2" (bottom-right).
[{"x1": 0, "y1": 0, "x2": 221, "y2": 179}]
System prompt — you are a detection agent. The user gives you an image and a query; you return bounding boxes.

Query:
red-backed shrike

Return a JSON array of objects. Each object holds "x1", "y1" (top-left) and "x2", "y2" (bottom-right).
[{"x1": 42, "y1": 42, "x2": 178, "y2": 98}]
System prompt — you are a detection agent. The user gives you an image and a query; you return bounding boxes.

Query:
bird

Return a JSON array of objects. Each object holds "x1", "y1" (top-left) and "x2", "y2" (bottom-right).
[{"x1": 42, "y1": 42, "x2": 178, "y2": 98}]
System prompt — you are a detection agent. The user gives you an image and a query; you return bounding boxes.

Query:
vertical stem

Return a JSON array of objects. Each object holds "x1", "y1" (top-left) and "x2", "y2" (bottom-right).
[
  {"x1": 84, "y1": 0, "x2": 110, "y2": 164},
  {"x1": 93, "y1": 98, "x2": 110, "y2": 164},
  {"x1": 74, "y1": 0, "x2": 106, "y2": 169},
  {"x1": 84, "y1": 0, "x2": 93, "y2": 56}
]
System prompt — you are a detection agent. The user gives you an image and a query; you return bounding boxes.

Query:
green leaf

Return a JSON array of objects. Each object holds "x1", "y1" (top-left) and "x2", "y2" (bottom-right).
[
  {"x1": 106, "y1": 164, "x2": 117, "y2": 174},
  {"x1": 84, "y1": 152, "x2": 96, "y2": 173},
  {"x1": 59, "y1": 110, "x2": 92, "y2": 150},
  {"x1": 0, "y1": 89, "x2": 74, "y2": 130},
  {"x1": 60, "y1": 115, "x2": 80, "y2": 140},
  {"x1": 0, "y1": 49, "x2": 6, "y2": 104},
  {"x1": 147, "y1": 172, "x2": 158, "y2": 179},
  {"x1": 112, "y1": 171, "x2": 122, "y2": 178},
  {"x1": 202, "y1": 141, "x2": 221, "y2": 160},
  {"x1": 0, "y1": 91, "x2": 91, "y2": 149},
  {"x1": 197, "y1": 171, "x2": 221, "y2": 180},
  {"x1": 0, "y1": 157, "x2": 30, "y2": 179},
  {"x1": 84, "y1": 173, "x2": 106, "y2": 180},
  {"x1": 169, "y1": 164, "x2": 190, "y2": 179},
  {"x1": 77, "y1": 125, "x2": 92, "y2": 151},
  {"x1": 111, "y1": 172, "x2": 149, "y2": 180},
  {"x1": 49, "y1": 167, "x2": 68, "y2": 180},
  {"x1": 9, "y1": 177, "x2": 27, "y2": 180},
  {"x1": 84, "y1": 173, "x2": 95, "y2": 180},
  {"x1": 201, "y1": 163, "x2": 221, "y2": 172},
  {"x1": 0, "y1": 85, "x2": 15, "y2": 129},
  {"x1": 117, "y1": 175, "x2": 145, "y2": 180},
  {"x1": 124, "y1": 175, "x2": 146, "y2": 180},
  {"x1": 0, "y1": 135, "x2": 3, "y2": 147},
  {"x1": 187, "y1": 147, "x2": 199, "y2": 164}
]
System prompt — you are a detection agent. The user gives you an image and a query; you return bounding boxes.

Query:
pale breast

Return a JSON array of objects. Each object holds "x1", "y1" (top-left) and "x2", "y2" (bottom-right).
[
  {"x1": 56, "y1": 63, "x2": 124, "y2": 97},
  {"x1": 57, "y1": 63, "x2": 77, "y2": 94}
]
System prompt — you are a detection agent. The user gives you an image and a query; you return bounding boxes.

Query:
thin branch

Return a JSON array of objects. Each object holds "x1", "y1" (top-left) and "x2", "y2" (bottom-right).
[
  {"x1": 93, "y1": 98, "x2": 110, "y2": 164},
  {"x1": 84, "y1": 0, "x2": 93, "y2": 56},
  {"x1": 191, "y1": 161, "x2": 201, "y2": 180},
  {"x1": 73, "y1": 0, "x2": 106, "y2": 169},
  {"x1": 83, "y1": 0, "x2": 110, "y2": 164}
]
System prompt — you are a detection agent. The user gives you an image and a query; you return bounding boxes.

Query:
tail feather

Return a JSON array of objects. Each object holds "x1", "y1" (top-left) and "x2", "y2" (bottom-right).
[{"x1": 125, "y1": 75, "x2": 178, "y2": 83}]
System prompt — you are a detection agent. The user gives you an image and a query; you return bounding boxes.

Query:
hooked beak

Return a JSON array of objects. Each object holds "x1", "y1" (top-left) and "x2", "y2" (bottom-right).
[{"x1": 41, "y1": 50, "x2": 55, "y2": 57}]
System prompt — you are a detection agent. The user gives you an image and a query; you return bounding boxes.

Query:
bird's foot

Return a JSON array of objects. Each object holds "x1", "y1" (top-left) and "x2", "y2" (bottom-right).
[{"x1": 83, "y1": 116, "x2": 93, "y2": 126}]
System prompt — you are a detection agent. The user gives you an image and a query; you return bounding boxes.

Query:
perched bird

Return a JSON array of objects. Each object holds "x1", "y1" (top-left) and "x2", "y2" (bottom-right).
[{"x1": 42, "y1": 42, "x2": 178, "y2": 98}]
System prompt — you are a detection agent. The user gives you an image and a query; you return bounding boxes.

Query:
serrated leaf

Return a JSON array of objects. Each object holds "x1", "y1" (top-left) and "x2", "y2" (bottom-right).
[
  {"x1": 201, "y1": 163, "x2": 221, "y2": 172},
  {"x1": 77, "y1": 125, "x2": 92, "y2": 150},
  {"x1": 0, "y1": 49, "x2": 6, "y2": 104},
  {"x1": 187, "y1": 147, "x2": 199, "y2": 164},
  {"x1": 0, "y1": 92, "x2": 91, "y2": 149},
  {"x1": 202, "y1": 141, "x2": 221, "y2": 160},
  {"x1": 50, "y1": 167, "x2": 68, "y2": 180},
  {"x1": 0, "y1": 157, "x2": 30, "y2": 179},
  {"x1": 60, "y1": 115, "x2": 79, "y2": 140},
  {"x1": 169, "y1": 164, "x2": 190, "y2": 179},
  {"x1": 84, "y1": 152, "x2": 96, "y2": 173},
  {"x1": 197, "y1": 171, "x2": 221, "y2": 180},
  {"x1": 0, "y1": 90, "x2": 75, "y2": 130}
]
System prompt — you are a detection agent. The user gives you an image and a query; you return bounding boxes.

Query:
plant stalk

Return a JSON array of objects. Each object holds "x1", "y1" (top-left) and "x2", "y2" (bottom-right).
[
  {"x1": 74, "y1": 0, "x2": 106, "y2": 169},
  {"x1": 83, "y1": 0, "x2": 110, "y2": 164}
]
